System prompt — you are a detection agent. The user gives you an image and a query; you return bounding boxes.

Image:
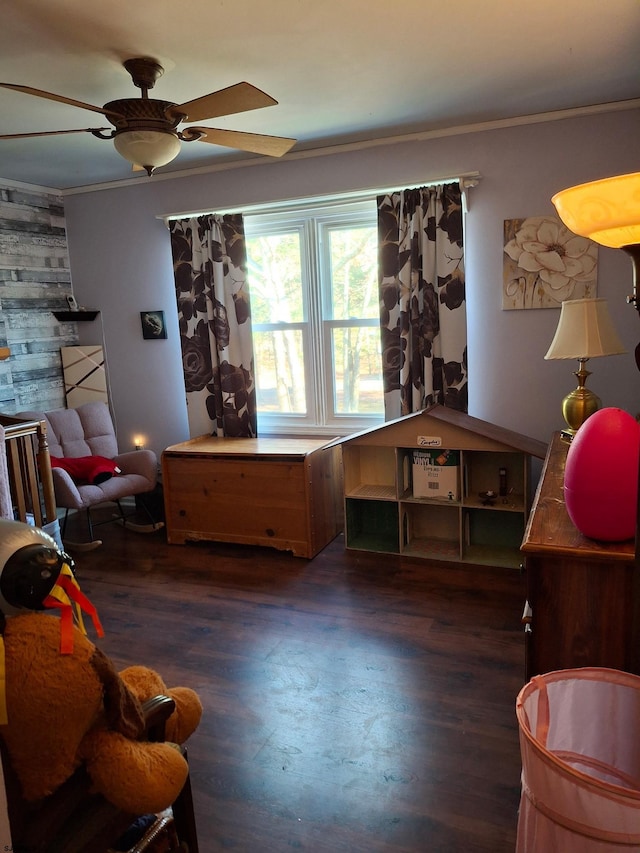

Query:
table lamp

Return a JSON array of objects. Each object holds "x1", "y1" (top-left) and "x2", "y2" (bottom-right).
[{"x1": 545, "y1": 297, "x2": 626, "y2": 436}]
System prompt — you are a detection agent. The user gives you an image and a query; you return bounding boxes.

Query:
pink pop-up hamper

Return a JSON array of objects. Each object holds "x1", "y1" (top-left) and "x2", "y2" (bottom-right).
[{"x1": 516, "y1": 668, "x2": 640, "y2": 851}]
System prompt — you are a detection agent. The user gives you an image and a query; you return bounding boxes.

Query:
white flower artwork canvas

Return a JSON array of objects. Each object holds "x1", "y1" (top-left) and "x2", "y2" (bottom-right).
[{"x1": 502, "y1": 215, "x2": 598, "y2": 309}]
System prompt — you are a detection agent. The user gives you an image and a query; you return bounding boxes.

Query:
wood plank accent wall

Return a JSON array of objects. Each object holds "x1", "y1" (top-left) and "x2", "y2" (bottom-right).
[{"x1": 0, "y1": 183, "x2": 78, "y2": 413}]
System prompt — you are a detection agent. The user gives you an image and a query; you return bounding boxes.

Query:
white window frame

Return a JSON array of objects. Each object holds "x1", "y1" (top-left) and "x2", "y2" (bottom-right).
[{"x1": 245, "y1": 198, "x2": 384, "y2": 437}]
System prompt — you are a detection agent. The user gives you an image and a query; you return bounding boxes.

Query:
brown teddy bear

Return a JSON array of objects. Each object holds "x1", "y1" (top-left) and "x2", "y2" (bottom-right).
[
  {"x1": 1, "y1": 612, "x2": 202, "y2": 814},
  {"x1": 0, "y1": 519, "x2": 203, "y2": 816}
]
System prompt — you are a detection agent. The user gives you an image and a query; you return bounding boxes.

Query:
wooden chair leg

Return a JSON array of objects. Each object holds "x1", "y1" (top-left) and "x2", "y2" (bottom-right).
[{"x1": 171, "y1": 751, "x2": 199, "y2": 853}]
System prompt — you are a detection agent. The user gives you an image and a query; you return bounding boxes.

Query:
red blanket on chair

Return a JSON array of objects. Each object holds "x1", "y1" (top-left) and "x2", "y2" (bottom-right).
[{"x1": 50, "y1": 456, "x2": 121, "y2": 486}]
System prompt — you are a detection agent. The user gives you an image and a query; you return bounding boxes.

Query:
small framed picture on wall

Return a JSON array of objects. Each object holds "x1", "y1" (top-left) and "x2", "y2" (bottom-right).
[{"x1": 140, "y1": 310, "x2": 167, "y2": 340}]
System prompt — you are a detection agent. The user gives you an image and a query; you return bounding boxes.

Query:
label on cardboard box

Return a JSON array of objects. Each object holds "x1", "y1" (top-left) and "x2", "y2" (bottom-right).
[{"x1": 412, "y1": 449, "x2": 459, "y2": 500}]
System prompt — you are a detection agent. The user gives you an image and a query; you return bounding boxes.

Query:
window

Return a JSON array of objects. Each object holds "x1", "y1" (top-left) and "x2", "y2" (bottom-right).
[{"x1": 245, "y1": 199, "x2": 384, "y2": 434}]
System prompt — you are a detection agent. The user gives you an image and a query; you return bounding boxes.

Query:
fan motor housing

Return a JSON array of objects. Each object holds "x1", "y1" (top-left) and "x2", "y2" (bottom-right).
[{"x1": 104, "y1": 99, "x2": 183, "y2": 131}]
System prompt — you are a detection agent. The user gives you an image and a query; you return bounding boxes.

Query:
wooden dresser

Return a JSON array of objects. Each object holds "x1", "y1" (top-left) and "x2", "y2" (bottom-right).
[
  {"x1": 162, "y1": 435, "x2": 343, "y2": 558},
  {"x1": 521, "y1": 431, "x2": 640, "y2": 679}
]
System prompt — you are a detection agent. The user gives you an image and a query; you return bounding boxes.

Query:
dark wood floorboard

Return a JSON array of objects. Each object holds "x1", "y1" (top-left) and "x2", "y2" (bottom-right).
[{"x1": 63, "y1": 509, "x2": 526, "y2": 852}]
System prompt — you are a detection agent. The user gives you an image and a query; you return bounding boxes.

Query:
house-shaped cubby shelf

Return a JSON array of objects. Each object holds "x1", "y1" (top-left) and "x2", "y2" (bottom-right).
[{"x1": 339, "y1": 404, "x2": 548, "y2": 568}]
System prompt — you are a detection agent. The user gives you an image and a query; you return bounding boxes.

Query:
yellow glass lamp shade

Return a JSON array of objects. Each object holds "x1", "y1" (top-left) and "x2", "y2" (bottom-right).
[
  {"x1": 553, "y1": 173, "x2": 640, "y2": 320},
  {"x1": 552, "y1": 172, "x2": 640, "y2": 248}
]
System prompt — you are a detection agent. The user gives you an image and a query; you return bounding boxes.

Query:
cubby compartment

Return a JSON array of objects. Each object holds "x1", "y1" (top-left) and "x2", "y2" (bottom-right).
[
  {"x1": 463, "y1": 450, "x2": 526, "y2": 510},
  {"x1": 401, "y1": 501, "x2": 461, "y2": 561},
  {"x1": 345, "y1": 497, "x2": 399, "y2": 553},
  {"x1": 462, "y1": 507, "x2": 526, "y2": 568},
  {"x1": 342, "y1": 445, "x2": 398, "y2": 499}
]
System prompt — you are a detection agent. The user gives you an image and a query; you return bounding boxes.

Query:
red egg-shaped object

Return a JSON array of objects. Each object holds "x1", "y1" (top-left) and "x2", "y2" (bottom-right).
[{"x1": 564, "y1": 407, "x2": 640, "y2": 541}]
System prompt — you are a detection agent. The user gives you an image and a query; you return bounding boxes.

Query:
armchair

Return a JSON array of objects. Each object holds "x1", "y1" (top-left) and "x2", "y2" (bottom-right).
[{"x1": 16, "y1": 402, "x2": 160, "y2": 547}]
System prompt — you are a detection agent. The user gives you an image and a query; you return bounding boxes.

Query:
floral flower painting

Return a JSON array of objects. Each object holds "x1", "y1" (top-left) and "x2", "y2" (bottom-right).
[{"x1": 502, "y1": 215, "x2": 598, "y2": 309}]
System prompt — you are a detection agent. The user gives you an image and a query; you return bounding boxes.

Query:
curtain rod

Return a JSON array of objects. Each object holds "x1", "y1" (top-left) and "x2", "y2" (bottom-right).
[{"x1": 157, "y1": 171, "x2": 481, "y2": 226}]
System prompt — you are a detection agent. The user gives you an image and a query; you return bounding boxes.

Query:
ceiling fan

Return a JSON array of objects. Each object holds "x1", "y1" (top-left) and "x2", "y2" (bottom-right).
[{"x1": 0, "y1": 56, "x2": 296, "y2": 175}]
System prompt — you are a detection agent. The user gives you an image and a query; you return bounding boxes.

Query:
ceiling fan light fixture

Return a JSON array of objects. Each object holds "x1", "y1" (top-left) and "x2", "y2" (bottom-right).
[
  {"x1": 113, "y1": 129, "x2": 181, "y2": 174},
  {"x1": 0, "y1": 58, "x2": 297, "y2": 174}
]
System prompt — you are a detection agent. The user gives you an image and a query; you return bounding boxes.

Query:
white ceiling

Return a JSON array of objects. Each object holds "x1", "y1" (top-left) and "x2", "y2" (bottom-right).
[{"x1": 0, "y1": 0, "x2": 639, "y2": 191}]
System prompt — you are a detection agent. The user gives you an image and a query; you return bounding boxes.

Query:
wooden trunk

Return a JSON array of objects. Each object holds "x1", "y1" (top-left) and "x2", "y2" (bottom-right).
[{"x1": 162, "y1": 436, "x2": 343, "y2": 558}]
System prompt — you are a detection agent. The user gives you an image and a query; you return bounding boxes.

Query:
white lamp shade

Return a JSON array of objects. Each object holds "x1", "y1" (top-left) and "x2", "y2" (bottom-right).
[
  {"x1": 544, "y1": 297, "x2": 627, "y2": 360},
  {"x1": 113, "y1": 130, "x2": 181, "y2": 169}
]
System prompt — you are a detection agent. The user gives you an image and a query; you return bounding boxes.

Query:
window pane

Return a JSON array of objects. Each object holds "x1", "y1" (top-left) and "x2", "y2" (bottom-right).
[
  {"x1": 246, "y1": 200, "x2": 385, "y2": 430},
  {"x1": 331, "y1": 326, "x2": 384, "y2": 415},
  {"x1": 246, "y1": 232, "x2": 304, "y2": 323},
  {"x1": 253, "y1": 329, "x2": 306, "y2": 414},
  {"x1": 328, "y1": 226, "x2": 378, "y2": 321}
]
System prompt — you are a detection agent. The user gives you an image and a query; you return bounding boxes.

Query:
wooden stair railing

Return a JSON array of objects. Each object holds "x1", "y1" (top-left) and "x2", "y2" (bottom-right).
[{"x1": 0, "y1": 414, "x2": 56, "y2": 527}]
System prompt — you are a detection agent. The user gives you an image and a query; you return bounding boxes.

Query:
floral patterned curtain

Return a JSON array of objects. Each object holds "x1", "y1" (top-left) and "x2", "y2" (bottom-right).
[
  {"x1": 378, "y1": 183, "x2": 467, "y2": 419},
  {"x1": 169, "y1": 214, "x2": 257, "y2": 437}
]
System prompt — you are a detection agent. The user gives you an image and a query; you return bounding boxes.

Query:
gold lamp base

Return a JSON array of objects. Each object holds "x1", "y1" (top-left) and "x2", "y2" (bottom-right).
[{"x1": 561, "y1": 360, "x2": 601, "y2": 437}]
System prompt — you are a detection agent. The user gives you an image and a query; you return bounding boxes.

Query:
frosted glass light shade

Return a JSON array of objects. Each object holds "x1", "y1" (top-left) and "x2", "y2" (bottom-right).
[
  {"x1": 545, "y1": 298, "x2": 626, "y2": 360},
  {"x1": 552, "y1": 172, "x2": 640, "y2": 249},
  {"x1": 113, "y1": 130, "x2": 181, "y2": 169}
]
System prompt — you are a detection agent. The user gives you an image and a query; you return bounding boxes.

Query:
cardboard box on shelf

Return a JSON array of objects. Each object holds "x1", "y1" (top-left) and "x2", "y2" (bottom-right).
[{"x1": 412, "y1": 449, "x2": 460, "y2": 500}]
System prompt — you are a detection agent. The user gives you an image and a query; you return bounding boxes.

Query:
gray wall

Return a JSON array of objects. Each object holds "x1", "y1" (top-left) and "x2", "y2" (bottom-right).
[{"x1": 59, "y1": 106, "x2": 640, "y2": 456}]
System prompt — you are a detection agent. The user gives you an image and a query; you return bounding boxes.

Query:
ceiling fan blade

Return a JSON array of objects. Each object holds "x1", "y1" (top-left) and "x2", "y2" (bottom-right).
[
  {"x1": 0, "y1": 127, "x2": 109, "y2": 140},
  {"x1": 187, "y1": 126, "x2": 296, "y2": 157},
  {"x1": 0, "y1": 83, "x2": 124, "y2": 119},
  {"x1": 167, "y1": 82, "x2": 278, "y2": 123}
]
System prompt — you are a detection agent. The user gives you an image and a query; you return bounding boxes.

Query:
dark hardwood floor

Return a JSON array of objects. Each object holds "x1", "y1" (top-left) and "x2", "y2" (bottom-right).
[{"x1": 63, "y1": 509, "x2": 527, "y2": 852}]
